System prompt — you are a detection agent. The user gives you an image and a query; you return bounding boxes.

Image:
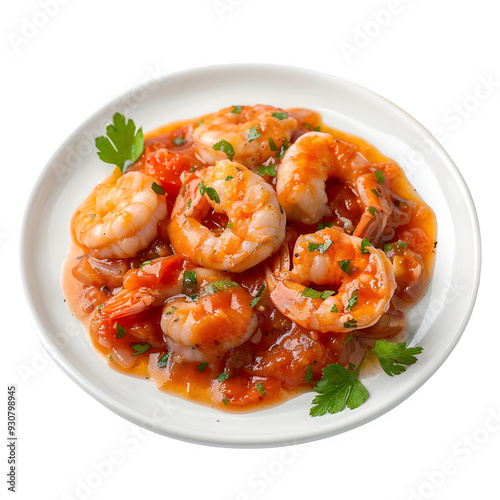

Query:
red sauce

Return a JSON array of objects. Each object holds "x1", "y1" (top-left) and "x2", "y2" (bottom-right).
[{"x1": 62, "y1": 107, "x2": 437, "y2": 412}]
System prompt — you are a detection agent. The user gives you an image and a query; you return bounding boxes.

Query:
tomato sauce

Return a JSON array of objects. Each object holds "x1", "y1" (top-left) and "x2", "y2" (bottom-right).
[{"x1": 62, "y1": 107, "x2": 437, "y2": 412}]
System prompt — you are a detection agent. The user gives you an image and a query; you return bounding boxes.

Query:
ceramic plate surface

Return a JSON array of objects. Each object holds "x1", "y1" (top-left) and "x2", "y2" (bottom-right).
[{"x1": 21, "y1": 64, "x2": 480, "y2": 447}]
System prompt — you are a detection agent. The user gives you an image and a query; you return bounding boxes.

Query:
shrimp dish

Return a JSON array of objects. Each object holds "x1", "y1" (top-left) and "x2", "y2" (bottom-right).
[{"x1": 63, "y1": 104, "x2": 437, "y2": 413}]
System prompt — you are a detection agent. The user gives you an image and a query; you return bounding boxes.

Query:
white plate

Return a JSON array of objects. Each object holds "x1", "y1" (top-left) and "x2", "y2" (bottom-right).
[{"x1": 21, "y1": 64, "x2": 481, "y2": 447}]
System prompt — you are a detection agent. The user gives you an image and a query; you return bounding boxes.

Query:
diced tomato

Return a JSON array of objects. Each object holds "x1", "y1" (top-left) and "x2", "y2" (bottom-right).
[
  {"x1": 221, "y1": 377, "x2": 281, "y2": 407},
  {"x1": 144, "y1": 148, "x2": 196, "y2": 200}
]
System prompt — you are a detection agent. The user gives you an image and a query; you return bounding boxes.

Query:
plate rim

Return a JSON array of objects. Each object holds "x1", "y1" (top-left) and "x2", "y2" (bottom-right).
[{"x1": 20, "y1": 62, "x2": 482, "y2": 448}]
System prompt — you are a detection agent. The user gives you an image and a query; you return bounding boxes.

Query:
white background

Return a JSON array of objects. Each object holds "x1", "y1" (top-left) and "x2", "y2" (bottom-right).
[{"x1": 2, "y1": 0, "x2": 498, "y2": 499}]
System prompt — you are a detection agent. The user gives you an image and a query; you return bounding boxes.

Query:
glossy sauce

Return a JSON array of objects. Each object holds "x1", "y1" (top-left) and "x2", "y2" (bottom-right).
[{"x1": 62, "y1": 106, "x2": 437, "y2": 412}]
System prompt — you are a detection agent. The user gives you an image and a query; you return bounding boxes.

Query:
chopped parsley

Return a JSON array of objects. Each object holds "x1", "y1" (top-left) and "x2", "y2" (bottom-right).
[
  {"x1": 158, "y1": 352, "x2": 170, "y2": 368},
  {"x1": 151, "y1": 182, "x2": 165, "y2": 195},
  {"x1": 246, "y1": 125, "x2": 260, "y2": 142},
  {"x1": 198, "y1": 182, "x2": 220, "y2": 204},
  {"x1": 250, "y1": 284, "x2": 266, "y2": 308},
  {"x1": 360, "y1": 238, "x2": 373, "y2": 254},
  {"x1": 217, "y1": 372, "x2": 229, "y2": 383},
  {"x1": 256, "y1": 382, "x2": 267, "y2": 396},
  {"x1": 182, "y1": 270, "x2": 197, "y2": 296},
  {"x1": 345, "y1": 289, "x2": 358, "y2": 311},
  {"x1": 277, "y1": 138, "x2": 290, "y2": 161},
  {"x1": 231, "y1": 105, "x2": 242, "y2": 114},
  {"x1": 131, "y1": 343, "x2": 151, "y2": 355},
  {"x1": 268, "y1": 137, "x2": 278, "y2": 151},
  {"x1": 330, "y1": 304, "x2": 339, "y2": 313},
  {"x1": 375, "y1": 169, "x2": 385, "y2": 184},
  {"x1": 338, "y1": 259, "x2": 351, "y2": 275},
  {"x1": 205, "y1": 280, "x2": 239, "y2": 294},
  {"x1": 305, "y1": 365, "x2": 313, "y2": 383},
  {"x1": 222, "y1": 397, "x2": 230, "y2": 406},
  {"x1": 95, "y1": 113, "x2": 144, "y2": 172},
  {"x1": 313, "y1": 126, "x2": 321, "y2": 131},
  {"x1": 368, "y1": 206, "x2": 377, "y2": 216},
  {"x1": 140, "y1": 260, "x2": 153, "y2": 269},
  {"x1": 197, "y1": 362, "x2": 209, "y2": 373},
  {"x1": 384, "y1": 243, "x2": 393, "y2": 253},
  {"x1": 173, "y1": 136, "x2": 186, "y2": 146},
  {"x1": 258, "y1": 164, "x2": 277, "y2": 177},
  {"x1": 213, "y1": 139, "x2": 236, "y2": 161},
  {"x1": 272, "y1": 111, "x2": 289, "y2": 120},
  {"x1": 301, "y1": 287, "x2": 335, "y2": 300},
  {"x1": 307, "y1": 240, "x2": 333, "y2": 254},
  {"x1": 343, "y1": 319, "x2": 358, "y2": 328},
  {"x1": 227, "y1": 220, "x2": 234, "y2": 229},
  {"x1": 116, "y1": 324, "x2": 126, "y2": 338},
  {"x1": 317, "y1": 221, "x2": 333, "y2": 230},
  {"x1": 164, "y1": 306, "x2": 178, "y2": 316},
  {"x1": 225, "y1": 175, "x2": 234, "y2": 181}
]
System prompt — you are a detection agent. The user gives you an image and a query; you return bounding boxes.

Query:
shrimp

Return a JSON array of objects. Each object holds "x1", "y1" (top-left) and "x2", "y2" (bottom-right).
[
  {"x1": 72, "y1": 169, "x2": 168, "y2": 259},
  {"x1": 276, "y1": 132, "x2": 391, "y2": 241},
  {"x1": 193, "y1": 104, "x2": 297, "y2": 168},
  {"x1": 96, "y1": 257, "x2": 257, "y2": 363},
  {"x1": 168, "y1": 160, "x2": 286, "y2": 272},
  {"x1": 98, "y1": 254, "x2": 194, "y2": 320},
  {"x1": 161, "y1": 268, "x2": 258, "y2": 362},
  {"x1": 266, "y1": 226, "x2": 396, "y2": 333}
]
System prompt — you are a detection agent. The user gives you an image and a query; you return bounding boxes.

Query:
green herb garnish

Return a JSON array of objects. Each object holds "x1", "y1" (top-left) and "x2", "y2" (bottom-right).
[
  {"x1": 373, "y1": 340, "x2": 423, "y2": 376},
  {"x1": 258, "y1": 164, "x2": 277, "y2": 177},
  {"x1": 345, "y1": 290, "x2": 358, "y2": 311},
  {"x1": 205, "y1": 280, "x2": 240, "y2": 294},
  {"x1": 197, "y1": 362, "x2": 209, "y2": 373},
  {"x1": 231, "y1": 105, "x2": 242, "y2": 114},
  {"x1": 338, "y1": 260, "x2": 351, "y2": 275},
  {"x1": 250, "y1": 284, "x2": 266, "y2": 308},
  {"x1": 301, "y1": 287, "x2": 335, "y2": 300},
  {"x1": 305, "y1": 365, "x2": 313, "y2": 383},
  {"x1": 360, "y1": 238, "x2": 373, "y2": 254},
  {"x1": 158, "y1": 352, "x2": 170, "y2": 368},
  {"x1": 213, "y1": 139, "x2": 236, "y2": 161},
  {"x1": 95, "y1": 113, "x2": 144, "y2": 172},
  {"x1": 246, "y1": 125, "x2": 260, "y2": 142},
  {"x1": 272, "y1": 111, "x2": 289, "y2": 120},
  {"x1": 268, "y1": 137, "x2": 278, "y2": 151},
  {"x1": 131, "y1": 343, "x2": 151, "y2": 355},
  {"x1": 317, "y1": 221, "x2": 334, "y2": 230},
  {"x1": 151, "y1": 182, "x2": 165, "y2": 195},
  {"x1": 256, "y1": 382, "x2": 267, "y2": 396},
  {"x1": 116, "y1": 324, "x2": 126, "y2": 338},
  {"x1": 217, "y1": 372, "x2": 229, "y2": 383},
  {"x1": 375, "y1": 170, "x2": 385, "y2": 184},
  {"x1": 307, "y1": 240, "x2": 333, "y2": 254},
  {"x1": 198, "y1": 182, "x2": 220, "y2": 204},
  {"x1": 173, "y1": 136, "x2": 186, "y2": 146},
  {"x1": 277, "y1": 138, "x2": 290, "y2": 161}
]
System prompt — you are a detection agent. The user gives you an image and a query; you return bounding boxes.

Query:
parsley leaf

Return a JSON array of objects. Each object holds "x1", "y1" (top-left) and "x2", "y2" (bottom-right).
[
  {"x1": 371, "y1": 188, "x2": 380, "y2": 198},
  {"x1": 246, "y1": 125, "x2": 260, "y2": 142},
  {"x1": 158, "y1": 352, "x2": 170, "y2": 368},
  {"x1": 375, "y1": 169, "x2": 385, "y2": 184},
  {"x1": 258, "y1": 164, "x2": 277, "y2": 177},
  {"x1": 231, "y1": 105, "x2": 242, "y2": 114},
  {"x1": 198, "y1": 182, "x2": 220, "y2": 204},
  {"x1": 182, "y1": 270, "x2": 197, "y2": 296},
  {"x1": 310, "y1": 362, "x2": 368, "y2": 416},
  {"x1": 151, "y1": 182, "x2": 165, "y2": 195},
  {"x1": 139, "y1": 260, "x2": 153, "y2": 269},
  {"x1": 131, "y1": 343, "x2": 151, "y2": 355},
  {"x1": 227, "y1": 220, "x2": 234, "y2": 229},
  {"x1": 305, "y1": 365, "x2": 313, "y2": 383},
  {"x1": 197, "y1": 362, "x2": 208, "y2": 373},
  {"x1": 217, "y1": 372, "x2": 229, "y2": 383},
  {"x1": 330, "y1": 304, "x2": 338, "y2": 313},
  {"x1": 338, "y1": 259, "x2": 351, "y2": 275},
  {"x1": 384, "y1": 243, "x2": 393, "y2": 253},
  {"x1": 345, "y1": 289, "x2": 358, "y2": 310},
  {"x1": 360, "y1": 238, "x2": 373, "y2": 254},
  {"x1": 307, "y1": 240, "x2": 332, "y2": 254},
  {"x1": 373, "y1": 340, "x2": 423, "y2": 376},
  {"x1": 205, "y1": 280, "x2": 239, "y2": 294},
  {"x1": 213, "y1": 139, "x2": 236, "y2": 161},
  {"x1": 272, "y1": 111, "x2": 289, "y2": 120},
  {"x1": 116, "y1": 324, "x2": 126, "y2": 338},
  {"x1": 368, "y1": 206, "x2": 377, "y2": 216},
  {"x1": 317, "y1": 221, "x2": 333, "y2": 230},
  {"x1": 95, "y1": 113, "x2": 144, "y2": 172},
  {"x1": 250, "y1": 284, "x2": 266, "y2": 308},
  {"x1": 173, "y1": 136, "x2": 186, "y2": 146},
  {"x1": 277, "y1": 138, "x2": 290, "y2": 161},
  {"x1": 256, "y1": 382, "x2": 267, "y2": 396},
  {"x1": 343, "y1": 319, "x2": 358, "y2": 328},
  {"x1": 225, "y1": 175, "x2": 234, "y2": 181},
  {"x1": 301, "y1": 287, "x2": 335, "y2": 300},
  {"x1": 268, "y1": 137, "x2": 278, "y2": 151},
  {"x1": 314, "y1": 126, "x2": 321, "y2": 131}
]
